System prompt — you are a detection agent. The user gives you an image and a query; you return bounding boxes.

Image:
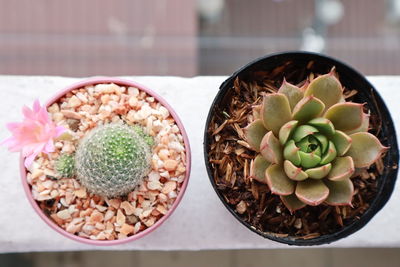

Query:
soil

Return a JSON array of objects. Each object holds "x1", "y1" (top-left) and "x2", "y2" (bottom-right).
[{"x1": 206, "y1": 61, "x2": 390, "y2": 240}]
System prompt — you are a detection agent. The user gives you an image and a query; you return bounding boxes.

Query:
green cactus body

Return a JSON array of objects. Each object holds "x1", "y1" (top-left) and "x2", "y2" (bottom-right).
[
  {"x1": 55, "y1": 154, "x2": 75, "y2": 178},
  {"x1": 75, "y1": 123, "x2": 151, "y2": 197},
  {"x1": 245, "y1": 71, "x2": 387, "y2": 212}
]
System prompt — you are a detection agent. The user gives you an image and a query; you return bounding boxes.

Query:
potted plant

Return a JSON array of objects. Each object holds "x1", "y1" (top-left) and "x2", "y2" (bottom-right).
[
  {"x1": 2, "y1": 77, "x2": 191, "y2": 245},
  {"x1": 204, "y1": 52, "x2": 399, "y2": 245}
]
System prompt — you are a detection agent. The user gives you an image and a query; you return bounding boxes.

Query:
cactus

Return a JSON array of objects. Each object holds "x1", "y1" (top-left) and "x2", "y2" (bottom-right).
[
  {"x1": 55, "y1": 154, "x2": 75, "y2": 178},
  {"x1": 132, "y1": 125, "x2": 154, "y2": 147},
  {"x1": 75, "y1": 123, "x2": 151, "y2": 197},
  {"x1": 245, "y1": 70, "x2": 387, "y2": 212}
]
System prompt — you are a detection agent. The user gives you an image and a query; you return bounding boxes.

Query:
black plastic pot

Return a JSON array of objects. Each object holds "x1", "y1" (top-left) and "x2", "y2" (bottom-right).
[{"x1": 203, "y1": 51, "x2": 399, "y2": 245}]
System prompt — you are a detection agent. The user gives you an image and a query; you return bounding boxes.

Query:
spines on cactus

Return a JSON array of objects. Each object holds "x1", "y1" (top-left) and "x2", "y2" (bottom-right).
[
  {"x1": 132, "y1": 124, "x2": 155, "y2": 147},
  {"x1": 245, "y1": 70, "x2": 388, "y2": 213},
  {"x1": 75, "y1": 123, "x2": 152, "y2": 198},
  {"x1": 55, "y1": 153, "x2": 75, "y2": 178}
]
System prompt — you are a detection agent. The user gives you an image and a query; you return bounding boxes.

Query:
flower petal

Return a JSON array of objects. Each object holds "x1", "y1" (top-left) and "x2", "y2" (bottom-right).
[
  {"x1": 281, "y1": 194, "x2": 306, "y2": 213},
  {"x1": 304, "y1": 72, "x2": 343, "y2": 111},
  {"x1": 44, "y1": 140, "x2": 55, "y2": 153},
  {"x1": 278, "y1": 120, "x2": 298, "y2": 145},
  {"x1": 332, "y1": 130, "x2": 352, "y2": 156},
  {"x1": 250, "y1": 154, "x2": 270, "y2": 183},
  {"x1": 33, "y1": 99, "x2": 41, "y2": 112},
  {"x1": 244, "y1": 119, "x2": 268, "y2": 151},
  {"x1": 283, "y1": 160, "x2": 308, "y2": 181},
  {"x1": 325, "y1": 179, "x2": 354, "y2": 206},
  {"x1": 260, "y1": 131, "x2": 283, "y2": 164},
  {"x1": 305, "y1": 163, "x2": 332, "y2": 179},
  {"x1": 37, "y1": 105, "x2": 50, "y2": 124},
  {"x1": 324, "y1": 103, "x2": 363, "y2": 131},
  {"x1": 22, "y1": 105, "x2": 35, "y2": 120},
  {"x1": 261, "y1": 93, "x2": 292, "y2": 136},
  {"x1": 295, "y1": 179, "x2": 329, "y2": 206},
  {"x1": 278, "y1": 79, "x2": 304, "y2": 110},
  {"x1": 265, "y1": 164, "x2": 295, "y2": 196},
  {"x1": 0, "y1": 136, "x2": 20, "y2": 151},
  {"x1": 55, "y1": 126, "x2": 67, "y2": 137},
  {"x1": 24, "y1": 152, "x2": 38, "y2": 168},
  {"x1": 346, "y1": 132, "x2": 388, "y2": 168},
  {"x1": 5, "y1": 122, "x2": 22, "y2": 132},
  {"x1": 292, "y1": 96, "x2": 325, "y2": 123},
  {"x1": 327, "y1": 156, "x2": 355, "y2": 181}
]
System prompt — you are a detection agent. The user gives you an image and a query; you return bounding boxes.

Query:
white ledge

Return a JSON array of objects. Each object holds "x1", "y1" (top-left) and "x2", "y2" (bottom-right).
[{"x1": 0, "y1": 75, "x2": 399, "y2": 252}]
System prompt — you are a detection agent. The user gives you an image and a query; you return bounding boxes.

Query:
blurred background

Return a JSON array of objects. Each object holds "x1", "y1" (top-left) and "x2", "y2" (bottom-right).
[
  {"x1": 1, "y1": 0, "x2": 400, "y2": 266},
  {"x1": 1, "y1": 0, "x2": 400, "y2": 77}
]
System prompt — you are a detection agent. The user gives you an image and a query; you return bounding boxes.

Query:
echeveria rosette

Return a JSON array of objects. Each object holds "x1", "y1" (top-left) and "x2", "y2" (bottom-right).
[{"x1": 245, "y1": 71, "x2": 388, "y2": 213}]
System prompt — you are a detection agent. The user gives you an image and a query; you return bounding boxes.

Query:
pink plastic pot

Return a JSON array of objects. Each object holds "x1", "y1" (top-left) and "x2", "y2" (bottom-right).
[{"x1": 20, "y1": 77, "x2": 191, "y2": 245}]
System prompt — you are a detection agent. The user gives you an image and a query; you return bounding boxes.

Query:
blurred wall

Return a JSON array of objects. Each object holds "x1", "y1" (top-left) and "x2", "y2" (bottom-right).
[
  {"x1": 199, "y1": 0, "x2": 400, "y2": 75},
  {"x1": 0, "y1": 0, "x2": 197, "y2": 76}
]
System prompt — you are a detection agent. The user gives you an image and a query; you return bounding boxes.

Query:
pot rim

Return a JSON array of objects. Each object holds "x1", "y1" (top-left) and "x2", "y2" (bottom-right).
[
  {"x1": 203, "y1": 51, "x2": 399, "y2": 246},
  {"x1": 20, "y1": 77, "x2": 192, "y2": 246}
]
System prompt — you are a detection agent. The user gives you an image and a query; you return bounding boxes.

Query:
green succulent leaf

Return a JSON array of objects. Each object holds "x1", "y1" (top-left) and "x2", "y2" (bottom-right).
[
  {"x1": 295, "y1": 179, "x2": 329, "y2": 206},
  {"x1": 332, "y1": 130, "x2": 352, "y2": 156},
  {"x1": 279, "y1": 120, "x2": 298, "y2": 145},
  {"x1": 308, "y1": 118, "x2": 335, "y2": 136},
  {"x1": 292, "y1": 125, "x2": 319, "y2": 142},
  {"x1": 345, "y1": 113, "x2": 370, "y2": 135},
  {"x1": 250, "y1": 154, "x2": 270, "y2": 183},
  {"x1": 324, "y1": 103, "x2": 364, "y2": 132},
  {"x1": 261, "y1": 93, "x2": 292, "y2": 136},
  {"x1": 260, "y1": 131, "x2": 283, "y2": 164},
  {"x1": 292, "y1": 96, "x2": 325, "y2": 123},
  {"x1": 265, "y1": 164, "x2": 295, "y2": 196},
  {"x1": 314, "y1": 133, "x2": 329, "y2": 153},
  {"x1": 283, "y1": 140, "x2": 301, "y2": 166},
  {"x1": 244, "y1": 119, "x2": 268, "y2": 151},
  {"x1": 278, "y1": 79, "x2": 304, "y2": 110},
  {"x1": 346, "y1": 132, "x2": 388, "y2": 168},
  {"x1": 327, "y1": 156, "x2": 355, "y2": 181},
  {"x1": 305, "y1": 73, "x2": 343, "y2": 111},
  {"x1": 305, "y1": 163, "x2": 332, "y2": 179},
  {"x1": 299, "y1": 151, "x2": 321, "y2": 168},
  {"x1": 320, "y1": 141, "x2": 337, "y2": 165},
  {"x1": 281, "y1": 194, "x2": 306, "y2": 213},
  {"x1": 284, "y1": 160, "x2": 308, "y2": 181},
  {"x1": 296, "y1": 137, "x2": 311, "y2": 152},
  {"x1": 325, "y1": 179, "x2": 354, "y2": 206}
]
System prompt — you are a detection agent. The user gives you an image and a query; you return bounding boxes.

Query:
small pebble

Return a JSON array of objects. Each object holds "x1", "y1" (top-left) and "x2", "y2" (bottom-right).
[
  {"x1": 120, "y1": 201, "x2": 135, "y2": 216},
  {"x1": 68, "y1": 95, "x2": 82, "y2": 108},
  {"x1": 116, "y1": 210, "x2": 126, "y2": 226},
  {"x1": 164, "y1": 159, "x2": 178, "y2": 171},
  {"x1": 89, "y1": 210, "x2": 104, "y2": 223},
  {"x1": 119, "y1": 223, "x2": 134, "y2": 235},
  {"x1": 57, "y1": 209, "x2": 72, "y2": 220},
  {"x1": 162, "y1": 181, "x2": 176, "y2": 194}
]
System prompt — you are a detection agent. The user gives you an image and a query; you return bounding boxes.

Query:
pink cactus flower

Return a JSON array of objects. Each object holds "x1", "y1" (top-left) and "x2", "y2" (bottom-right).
[{"x1": 1, "y1": 100, "x2": 66, "y2": 168}]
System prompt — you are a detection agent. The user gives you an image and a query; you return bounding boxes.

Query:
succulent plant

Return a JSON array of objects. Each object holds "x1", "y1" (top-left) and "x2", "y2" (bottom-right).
[
  {"x1": 55, "y1": 153, "x2": 75, "y2": 178},
  {"x1": 245, "y1": 70, "x2": 387, "y2": 212},
  {"x1": 132, "y1": 125, "x2": 155, "y2": 147},
  {"x1": 75, "y1": 123, "x2": 152, "y2": 197}
]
